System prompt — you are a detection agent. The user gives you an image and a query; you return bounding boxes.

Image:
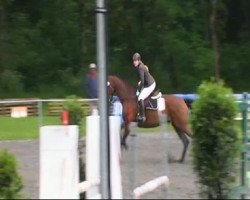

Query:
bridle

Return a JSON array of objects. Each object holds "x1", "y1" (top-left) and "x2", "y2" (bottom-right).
[{"x1": 107, "y1": 81, "x2": 115, "y2": 102}]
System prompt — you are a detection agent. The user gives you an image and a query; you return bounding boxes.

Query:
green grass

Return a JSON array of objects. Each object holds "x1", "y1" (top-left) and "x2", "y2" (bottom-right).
[
  {"x1": 2, "y1": 115, "x2": 243, "y2": 141},
  {"x1": 0, "y1": 115, "x2": 175, "y2": 141},
  {"x1": 0, "y1": 115, "x2": 88, "y2": 141},
  {"x1": 0, "y1": 116, "x2": 60, "y2": 140}
]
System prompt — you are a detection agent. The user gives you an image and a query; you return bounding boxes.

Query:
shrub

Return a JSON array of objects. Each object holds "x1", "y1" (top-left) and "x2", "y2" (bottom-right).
[
  {"x1": 63, "y1": 95, "x2": 84, "y2": 126},
  {"x1": 0, "y1": 150, "x2": 23, "y2": 199},
  {"x1": 191, "y1": 79, "x2": 241, "y2": 199}
]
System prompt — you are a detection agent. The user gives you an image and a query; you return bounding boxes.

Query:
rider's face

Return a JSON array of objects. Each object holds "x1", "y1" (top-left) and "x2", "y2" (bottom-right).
[{"x1": 133, "y1": 60, "x2": 140, "y2": 67}]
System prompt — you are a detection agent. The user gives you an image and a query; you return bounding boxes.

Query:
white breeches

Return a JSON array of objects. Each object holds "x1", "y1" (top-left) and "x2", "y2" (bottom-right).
[{"x1": 138, "y1": 82, "x2": 156, "y2": 101}]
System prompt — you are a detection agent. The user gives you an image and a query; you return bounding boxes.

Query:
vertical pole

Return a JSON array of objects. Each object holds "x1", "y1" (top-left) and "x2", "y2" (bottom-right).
[
  {"x1": 38, "y1": 100, "x2": 43, "y2": 128},
  {"x1": 241, "y1": 92, "x2": 248, "y2": 199},
  {"x1": 96, "y1": 0, "x2": 110, "y2": 199},
  {"x1": 130, "y1": 123, "x2": 138, "y2": 198}
]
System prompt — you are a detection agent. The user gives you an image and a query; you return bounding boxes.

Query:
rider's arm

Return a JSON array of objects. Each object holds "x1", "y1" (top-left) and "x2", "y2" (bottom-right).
[{"x1": 138, "y1": 66, "x2": 145, "y2": 91}]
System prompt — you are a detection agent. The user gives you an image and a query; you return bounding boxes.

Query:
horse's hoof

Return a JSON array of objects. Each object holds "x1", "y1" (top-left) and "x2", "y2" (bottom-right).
[
  {"x1": 168, "y1": 157, "x2": 177, "y2": 163},
  {"x1": 167, "y1": 155, "x2": 176, "y2": 163},
  {"x1": 121, "y1": 142, "x2": 128, "y2": 150},
  {"x1": 122, "y1": 145, "x2": 128, "y2": 150},
  {"x1": 167, "y1": 155, "x2": 184, "y2": 163},
  {"x1": 178, "y1": 159, "x2": 185, "y2": 163}
]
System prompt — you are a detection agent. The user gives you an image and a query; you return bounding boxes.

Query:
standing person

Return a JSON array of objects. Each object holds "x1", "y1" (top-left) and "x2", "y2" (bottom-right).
[
  {"x1": 85, "y1": 63, "x2": 98, "y2": 114},
  {"x1": 85, "y1": 63, "x2": 98, "y2": 99},
  {"x1": 132, "y1": 52, "x2": 156, "y2": 122},
  {"x1": 111, "y1": 96, "x2": 124, "y2": 127}
]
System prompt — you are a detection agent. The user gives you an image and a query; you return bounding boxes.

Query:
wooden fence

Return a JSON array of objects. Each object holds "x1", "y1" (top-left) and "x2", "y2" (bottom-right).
[
  {"x1": 0, "y1": 99, "x2": 97, "y2": 117},
  {"x1": 0, "y1": 99, "x2": 39, "y2": 116},
  {"x1": 47, "y1": 101, "x2": 92, "y2": 116}
]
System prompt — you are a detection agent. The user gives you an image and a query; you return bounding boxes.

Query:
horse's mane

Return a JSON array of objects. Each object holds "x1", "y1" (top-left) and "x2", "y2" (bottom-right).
[
  {"x1": 109, "y1": 75, "x2": 135, "y2": 89},
  {"x1": 108, "y1": 75, "x2": 136, "y2": 98}
]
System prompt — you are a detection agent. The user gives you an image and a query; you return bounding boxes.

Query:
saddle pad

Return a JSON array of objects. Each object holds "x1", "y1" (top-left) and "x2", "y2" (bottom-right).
[{"x1": 145, "y1": 98, "x2": 158, "y2": 110}]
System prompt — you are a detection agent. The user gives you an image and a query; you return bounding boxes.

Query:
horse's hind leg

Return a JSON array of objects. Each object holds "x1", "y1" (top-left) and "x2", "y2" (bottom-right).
[
  {"x1": 173, "y1": 125, "x2": 190, "y2": 163},
  {"x1": 178, "y1": 132, "x2": 189, "y2": 163}
]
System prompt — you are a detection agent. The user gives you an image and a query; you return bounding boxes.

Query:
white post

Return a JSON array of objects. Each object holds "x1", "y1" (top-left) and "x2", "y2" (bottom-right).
[
  {"x1": 39, "y1": 125, "x2": 79, "y2": 199},
  {"x1": 85, "y1": 116, "x2": 122, "y2": 199},
  {"x1": 109, "y1": 116, "x2": 123, "y2": 199},
  {"x1": 86, "y1": 116, "x2": 101, "y2": 199}
]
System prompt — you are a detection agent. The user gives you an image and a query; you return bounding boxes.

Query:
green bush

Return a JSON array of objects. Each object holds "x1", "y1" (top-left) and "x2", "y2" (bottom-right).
[
  {"x1": 191, "y1": 79, "x2": 241, "y2": 199},
  {"x1": 63, "y1": 95, "x2": 84, "y2": 126},
  {"x1": 0, "y1": 150, "x2": 23, "y2": 199}
]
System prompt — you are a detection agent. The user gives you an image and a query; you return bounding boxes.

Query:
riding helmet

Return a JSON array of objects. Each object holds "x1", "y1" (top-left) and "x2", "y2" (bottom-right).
[
  {"x1": 89, "y1": 63, "x2": 97, "y2": 69},
  {"x1": 133, "y1": 52, "x2": 141, "y2": 61}
]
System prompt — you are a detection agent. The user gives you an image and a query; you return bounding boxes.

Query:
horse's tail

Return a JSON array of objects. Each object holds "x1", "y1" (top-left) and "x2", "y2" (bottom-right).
[
  {"x1": 182, "y1": 120, "x2": 192, "y2": 138},
  {"x1": 186, "y1": 130, "x2": 193, "y2": 138}
]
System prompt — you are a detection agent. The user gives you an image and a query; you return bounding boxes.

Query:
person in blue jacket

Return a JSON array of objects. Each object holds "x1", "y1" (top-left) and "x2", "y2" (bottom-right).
[
  {"x1": 85, "y1": 63, "x2": 98, "y2": 114},
  {"x1": 85, "y1": 63, "x2": 98, "y2": 99}
]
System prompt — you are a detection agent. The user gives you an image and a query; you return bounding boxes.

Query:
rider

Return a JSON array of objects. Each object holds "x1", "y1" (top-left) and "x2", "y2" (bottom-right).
[{"x1": 132, "y1": 52, "x2": 156, "y2": 122}]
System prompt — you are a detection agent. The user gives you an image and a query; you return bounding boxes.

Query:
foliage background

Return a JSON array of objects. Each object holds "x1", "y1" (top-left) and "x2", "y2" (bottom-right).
[{"x1": 0, "y1": 0, "x2": 249, "y2": 98}]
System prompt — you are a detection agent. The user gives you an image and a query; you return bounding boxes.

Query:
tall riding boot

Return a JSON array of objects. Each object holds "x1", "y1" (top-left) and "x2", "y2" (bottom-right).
[{"x1": 138, "y1": 100, "x2": 146, "y2": 122}]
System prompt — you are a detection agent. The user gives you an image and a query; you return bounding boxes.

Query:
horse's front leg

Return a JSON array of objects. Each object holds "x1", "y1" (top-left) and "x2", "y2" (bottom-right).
[{"x1": 121, "y1": 123, "x2": 130, "y2": 150}]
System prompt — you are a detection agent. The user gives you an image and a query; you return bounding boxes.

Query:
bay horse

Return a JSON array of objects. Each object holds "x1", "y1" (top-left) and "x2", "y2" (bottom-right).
[{"x1": 107, "y1": 75, "x2": 192, "y2": 163}]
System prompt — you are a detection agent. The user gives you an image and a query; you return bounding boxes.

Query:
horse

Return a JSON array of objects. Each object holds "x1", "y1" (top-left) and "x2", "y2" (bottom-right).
[{"x1": 107, "y1": 75, "x2": 192, "y2": 163}]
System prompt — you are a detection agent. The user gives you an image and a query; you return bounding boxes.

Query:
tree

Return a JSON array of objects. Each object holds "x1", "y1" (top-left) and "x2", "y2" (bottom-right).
[{"x1": 191, "y1": 79, "x2": 241, "y2": 199}]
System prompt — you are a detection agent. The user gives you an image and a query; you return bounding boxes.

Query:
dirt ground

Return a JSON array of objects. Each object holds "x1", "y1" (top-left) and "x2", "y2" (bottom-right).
[
  {"x1": 0, "y1": 131, "x2": 201, "y2": 199},
  {"x1": 120, "y1": 131, "x2": 201, "y2": 199}
]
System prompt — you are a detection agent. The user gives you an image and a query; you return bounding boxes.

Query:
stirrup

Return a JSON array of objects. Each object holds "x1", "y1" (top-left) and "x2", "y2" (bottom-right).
[{"x1": 137, "y1": 115, "x2": 146, "y2": 123}]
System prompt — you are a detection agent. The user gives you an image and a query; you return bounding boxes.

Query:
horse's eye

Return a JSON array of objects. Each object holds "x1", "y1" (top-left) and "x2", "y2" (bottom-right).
[{"x1": 107, "y1": 81, "x2": 110, "y2": 86}]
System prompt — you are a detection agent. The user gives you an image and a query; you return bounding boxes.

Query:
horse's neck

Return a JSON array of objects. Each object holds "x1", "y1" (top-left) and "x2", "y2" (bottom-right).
[
  {"x1": 116, "y1": 87, "x2": 135, "y2": 101},
  {"x1": 115, "y1": 78, "x2": 135, "y2": 101}
]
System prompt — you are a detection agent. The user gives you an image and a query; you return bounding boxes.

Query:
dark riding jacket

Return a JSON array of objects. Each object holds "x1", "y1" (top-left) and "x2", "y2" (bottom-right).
[{"x1": 136, "y1": 62, "x2": 155, "y2": 91}]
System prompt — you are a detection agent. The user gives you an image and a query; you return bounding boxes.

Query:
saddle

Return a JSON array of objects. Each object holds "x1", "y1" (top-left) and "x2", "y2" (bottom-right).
[{"x1": 144, "y1": 89, "x2": 163, "y2": 110}]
